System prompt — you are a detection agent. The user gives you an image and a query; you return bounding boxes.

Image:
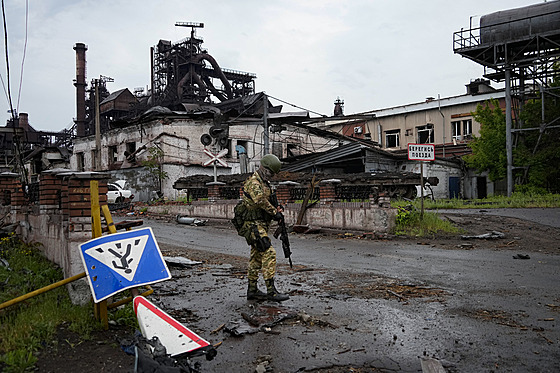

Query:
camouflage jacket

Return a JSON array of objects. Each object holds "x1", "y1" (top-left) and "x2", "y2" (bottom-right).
[{"x1": 242, "y1": 171, "x2": 277, "y2": 221}]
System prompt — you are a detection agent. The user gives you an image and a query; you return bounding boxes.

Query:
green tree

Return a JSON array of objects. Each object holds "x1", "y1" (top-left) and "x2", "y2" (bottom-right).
[
  {"x1": 517, "y1": 81, "x2": 560, "y2": 193},
  {"x1": 464, "y1": 99, "x2": 507, "y2": 182},
  {"x1": 141, "y1": 146, "x2": 168, "y2": 196}
]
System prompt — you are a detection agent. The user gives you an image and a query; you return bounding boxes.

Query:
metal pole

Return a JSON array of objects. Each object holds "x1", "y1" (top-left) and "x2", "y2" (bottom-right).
[
  {"x1": 212, "y1": 147, "x2": 218, "y2": 183},
  {"x1": 505, "y1": 69, "x2": 513, "y2": 197},
  {"x1": 420, "y1": 162, "x2": 424, "y2": 220},
  {"x1": 439, "y1": 94, "x2": 445, "y2": 158},
  {"x1": 95, "y1": 80, "x2": 101, "y2": 171},
  {"x1": 263, "y1": 93, "x2": 269, "y2": 155}
]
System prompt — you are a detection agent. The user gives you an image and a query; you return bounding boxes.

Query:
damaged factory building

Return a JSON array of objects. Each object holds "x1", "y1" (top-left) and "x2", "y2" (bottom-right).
[
  {"x1": 70, "y1": 23, "x2": 339, "y2": 201},
  {"x1": 68, "y1": 22, "x2": 506, "y2": 204}
]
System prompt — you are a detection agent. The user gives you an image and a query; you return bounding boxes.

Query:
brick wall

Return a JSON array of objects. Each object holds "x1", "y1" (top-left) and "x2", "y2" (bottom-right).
[{"x1": 1, "y1": 170, "x2": 111, "y2": 304}]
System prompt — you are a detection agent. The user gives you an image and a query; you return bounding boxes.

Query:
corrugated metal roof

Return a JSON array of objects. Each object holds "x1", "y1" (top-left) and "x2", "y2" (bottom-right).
[{"x1": 283, "y1": 142, "x2": 397, "y2": 172}]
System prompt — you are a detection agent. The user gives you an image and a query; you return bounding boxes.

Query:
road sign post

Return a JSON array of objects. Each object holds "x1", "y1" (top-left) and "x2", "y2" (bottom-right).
[
  {"x1": 203, "y1": 148, "x2": 228, "y2": 182},
  {"x1": 407, "y1": 144, "x2": 435, "y2": 219}
]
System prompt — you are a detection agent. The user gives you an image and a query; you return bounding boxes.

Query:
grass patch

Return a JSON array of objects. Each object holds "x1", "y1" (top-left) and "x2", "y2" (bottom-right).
[
  {"x1": 417, "y1": 192, "x2": 560, "y2": 209},
  {"x1": 0, "y1": 234, "x2": 136, "y2": 372},
  {"x1": 393, "y1": 205, "x2": 461, "y2": 237}
]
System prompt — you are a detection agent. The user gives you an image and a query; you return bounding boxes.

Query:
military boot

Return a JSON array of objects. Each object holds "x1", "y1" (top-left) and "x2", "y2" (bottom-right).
[
  {"x1": 265, "y1": 278, "x2": 289, "y2": 302},
  {"x1": 247, "y1": 279, "x2": 267, "y2": 300}
]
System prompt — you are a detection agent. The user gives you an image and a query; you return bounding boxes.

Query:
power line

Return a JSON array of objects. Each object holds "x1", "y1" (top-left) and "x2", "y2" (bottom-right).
[
  {"x1": 1, "y1": 0, "x2": 15, "y2": 118},
  {"x1": 266, "y1": 94, "x2": 328, "y2": 117},
  {"x1": 16, "y1": 0, "x2": 28, "y2": 113}
]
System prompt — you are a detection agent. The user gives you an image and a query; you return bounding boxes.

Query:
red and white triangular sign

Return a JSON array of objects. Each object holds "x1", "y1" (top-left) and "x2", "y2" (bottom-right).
[{"x1": 133, "y1": 296, "x2": 210, "y2": 356}]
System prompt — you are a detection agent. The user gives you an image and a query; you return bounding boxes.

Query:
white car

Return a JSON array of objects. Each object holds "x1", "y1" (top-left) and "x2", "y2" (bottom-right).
[{"x1": 107, "y1": 180, "x2": 134, "y2": 204}]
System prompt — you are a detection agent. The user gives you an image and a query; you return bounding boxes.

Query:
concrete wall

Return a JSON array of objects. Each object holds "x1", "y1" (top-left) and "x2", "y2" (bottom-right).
[{"x1": 141, "y1": 200, "x2": 396, "y2": 233}]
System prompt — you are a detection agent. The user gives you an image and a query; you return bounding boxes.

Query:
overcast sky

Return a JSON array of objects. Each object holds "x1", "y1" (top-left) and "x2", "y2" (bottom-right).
[{"x1": 0, "y1": 0, "x2": 543, "y2": 132}]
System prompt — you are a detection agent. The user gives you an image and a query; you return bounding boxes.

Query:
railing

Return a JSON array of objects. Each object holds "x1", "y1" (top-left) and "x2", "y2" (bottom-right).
[
  {"x1": 335, "y1": 184, "x2": 376, "y2": 201},
  {"x1": 219, "y1": 187, "x2": 240, "y2": 200},
  {"x1": 187, "y1": 187, "x2": 208, "y2": 200},
  {"x1": 453, "y1": 27, "x2": 481, "y2": 51},
  {"x1": 290, "y1": 187, "x2": 320, "y2": 201}
]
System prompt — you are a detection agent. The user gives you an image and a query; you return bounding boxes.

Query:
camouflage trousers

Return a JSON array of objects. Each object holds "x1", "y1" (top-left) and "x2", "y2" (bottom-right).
[{"x1": 248, "y1": 245, "x2": 277, "y2": 281}]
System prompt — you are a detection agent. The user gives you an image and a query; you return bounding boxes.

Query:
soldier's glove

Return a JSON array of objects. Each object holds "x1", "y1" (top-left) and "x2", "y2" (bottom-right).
[{"x1": 273, "y1": 212, "x2": 283, "y2": 221}]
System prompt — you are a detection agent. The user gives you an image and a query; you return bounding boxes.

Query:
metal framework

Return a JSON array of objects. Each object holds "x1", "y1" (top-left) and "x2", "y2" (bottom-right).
[
  {"x1": 151, "y1": 23, "x2": 256, "y2": 107},
  {"x1": 453, "y1": 3, "x2": 560, "y2": 195}
]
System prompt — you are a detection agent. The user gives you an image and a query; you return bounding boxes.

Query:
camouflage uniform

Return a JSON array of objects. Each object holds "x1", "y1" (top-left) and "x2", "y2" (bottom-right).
[{"x1": 241, "y1": 171, "x2": 278, "y2": 281}]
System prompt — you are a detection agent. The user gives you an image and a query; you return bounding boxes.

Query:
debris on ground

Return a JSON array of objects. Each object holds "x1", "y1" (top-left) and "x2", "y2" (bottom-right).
[
  {"x1": 461, "y1": 231, "x2": 505, "y2": 239},
  {"x1": 176, "y1": 215, "x2": 208, "y2": 226},
  {"x1": 164, "y1": 256, "x2": 203, "y2": 268},
  {"x1": 512, "y1": 253, "x2": 530, "y2": 259},
  {"x1": 225, "y1": 304, "x2": 298, "y2": 336}
]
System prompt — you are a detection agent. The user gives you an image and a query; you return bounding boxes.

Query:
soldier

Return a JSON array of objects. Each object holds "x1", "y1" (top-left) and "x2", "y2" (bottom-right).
[{"x1": 239, "y1": 154, "x2": 289, "y2": 302}]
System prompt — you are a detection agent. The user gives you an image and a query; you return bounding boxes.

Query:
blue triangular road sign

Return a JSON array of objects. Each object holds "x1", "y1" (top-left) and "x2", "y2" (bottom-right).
[{"x1": 79, "y1": 227, "x2": 171, "y2": 303}]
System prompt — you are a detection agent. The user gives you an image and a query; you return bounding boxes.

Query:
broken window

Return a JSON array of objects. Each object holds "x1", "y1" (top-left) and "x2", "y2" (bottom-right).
[
  {"x1": 416, "y1": 124, "x2": 434, "y2": 144},
  {"x1": 76, "y1": 153, "x2": 85, "y2": 171},
  {"x1": 126, "y1": 142, "x2": 136, "y2": 156},
  {"x1": 236, "y1": 140, "x2": 248, "y2": 159},
  {"x1": 108, "y1": 145, "x2": 118, "y2": 165},
  {"x1": 385, "y1": 129, "x2": 400, "y2": 148}
]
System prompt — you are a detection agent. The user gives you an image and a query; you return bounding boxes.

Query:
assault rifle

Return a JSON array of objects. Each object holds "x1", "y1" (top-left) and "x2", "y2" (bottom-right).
[
  {"x1": 270, "y1": 193, "x2": 293, "y2": 268},
  {"x1": 273, "y1": 212, "x2": 293, "y2": 268}
]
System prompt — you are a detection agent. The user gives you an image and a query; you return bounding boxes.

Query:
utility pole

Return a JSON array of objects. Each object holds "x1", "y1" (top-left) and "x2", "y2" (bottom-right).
[
  {"x1": 505, "y1": 69, "x2": 513, "y2": 197},
  {"x1": 94, "y1": 79, "x2": 101, "y2": 171},
  {"x1": 263, "y1": 93, "x2": 269, "y2": 155},
  {"x1": 93, "y1": 75, "x2": 114, "y2": 171}
]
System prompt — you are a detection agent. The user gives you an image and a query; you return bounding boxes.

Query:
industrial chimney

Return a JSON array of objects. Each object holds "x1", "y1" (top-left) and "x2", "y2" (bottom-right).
[
  {"x1": 73, "y1": 43, "x2": 88, "y2": 137},
  {"x1": 333, "y1": 97, "x2": 344, "y2": 116}
]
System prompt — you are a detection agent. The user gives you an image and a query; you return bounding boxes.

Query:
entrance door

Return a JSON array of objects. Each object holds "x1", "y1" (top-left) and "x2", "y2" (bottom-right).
[
  {"x1": 476, "y1": 177, "x2": 487, "y2": 199},
  {"x1": 449, "y1": 177, "x2": 460, "y2": 199}
]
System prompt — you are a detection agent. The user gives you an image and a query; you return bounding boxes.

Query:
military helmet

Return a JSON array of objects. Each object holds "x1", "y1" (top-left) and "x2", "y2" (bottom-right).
[{"x1": 260, "y1": 154, "x2": 282, "y2": 174}]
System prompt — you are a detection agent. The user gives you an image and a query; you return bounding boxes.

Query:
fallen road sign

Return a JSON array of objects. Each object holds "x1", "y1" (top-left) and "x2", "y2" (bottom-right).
[
  {"x1": 79, "y1": 227, "x2": 171, "y2": 303},
  {"x1": 134, "y1": 296, "x2": 214, "y2": 358}
]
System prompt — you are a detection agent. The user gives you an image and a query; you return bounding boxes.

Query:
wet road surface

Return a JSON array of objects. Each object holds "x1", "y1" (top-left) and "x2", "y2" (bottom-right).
[{"x1": 128, "y1": 215, "x2": 559, "y2": 372}]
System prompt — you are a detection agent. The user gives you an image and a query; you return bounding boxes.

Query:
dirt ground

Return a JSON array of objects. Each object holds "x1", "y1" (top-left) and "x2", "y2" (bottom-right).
[{"x1": 34, "y1": 213, "x2": 560, "y2": 373}]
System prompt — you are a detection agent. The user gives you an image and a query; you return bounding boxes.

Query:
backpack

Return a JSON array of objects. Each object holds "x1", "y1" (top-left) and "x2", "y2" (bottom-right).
[{"x1": 231, "y1": 200, "x2": 247, "y2": 235}]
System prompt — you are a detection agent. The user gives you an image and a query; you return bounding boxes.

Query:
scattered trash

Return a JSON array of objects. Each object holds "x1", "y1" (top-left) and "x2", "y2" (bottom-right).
[
  {"x1": 225, "y1": 304, "x2": 298, "y2": 336},
  {"x1": 461, "y1": 231, "x2": 505, "y2": 240},
  {"x1": 120, "y1": 331, "x2": 204, "y2": 373},
  {"x1": 513, "y1": 254, "x2": 530, "y2": 260},
  {"x1": 176, "y1": 215, "x2": 208, "y2": 226},
  {"x1": 164, "y1": 256, "x2": 203, "y2": 268},
  {"x1": 292, "y1": 225, "x2": 321, "y2": 234}
]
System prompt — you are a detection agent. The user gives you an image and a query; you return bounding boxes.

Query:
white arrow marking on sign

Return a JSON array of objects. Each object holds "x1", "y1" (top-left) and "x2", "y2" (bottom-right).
[
  {"x1": 203, "y1": 148, "x2": 228, "y2": 167},
  {"x1": 84, "y1": 234, "x2": 149, "y2": 281}
]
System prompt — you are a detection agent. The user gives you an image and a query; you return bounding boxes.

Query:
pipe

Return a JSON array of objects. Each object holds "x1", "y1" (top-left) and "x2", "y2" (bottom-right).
[{"x1": 0, "y1": 272, "x2": 86, "y2": 311}]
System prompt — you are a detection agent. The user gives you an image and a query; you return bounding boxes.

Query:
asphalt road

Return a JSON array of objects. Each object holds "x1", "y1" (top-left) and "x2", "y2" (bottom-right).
[
  {"x1": 434, "y1": 208, "x2": 560, "y2": 228},
  {"x1": 125, "y1": 210, "x2": 560, "y2": 373}
]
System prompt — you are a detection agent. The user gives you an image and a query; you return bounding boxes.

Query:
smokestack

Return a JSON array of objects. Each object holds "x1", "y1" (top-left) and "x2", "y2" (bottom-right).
[
  {"x1": 18, "y1": 113, "x2": 29, "y2": 131},
  {"x1": 73, "y1": 43, "x2": 88, "y2": 137}
]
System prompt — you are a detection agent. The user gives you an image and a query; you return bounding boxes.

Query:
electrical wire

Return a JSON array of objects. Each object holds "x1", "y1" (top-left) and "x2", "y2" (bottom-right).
[
  {"x1": 1, "y1": 0, "x2": 15, "y2": 117},
  {"x1": 16, "y1": 0, "x2": 28, "y2": 113},
  {"x1": 266, "y1": 94, "x2": 327, "y2": 117}
]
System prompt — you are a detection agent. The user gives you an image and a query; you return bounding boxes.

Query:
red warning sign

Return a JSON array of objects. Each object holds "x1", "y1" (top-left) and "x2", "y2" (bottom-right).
[{"x1": 133, "y1": 296, "x2": 210, "y2": 356}]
